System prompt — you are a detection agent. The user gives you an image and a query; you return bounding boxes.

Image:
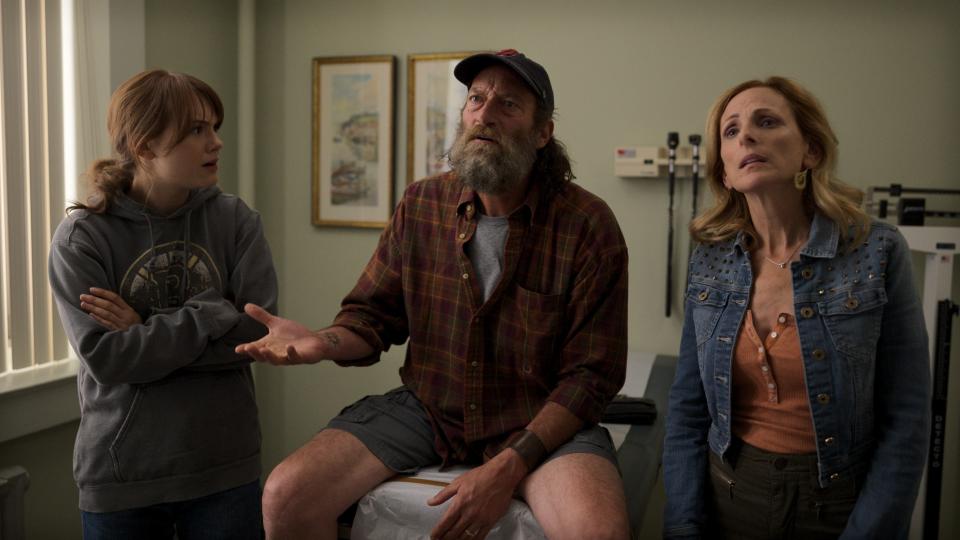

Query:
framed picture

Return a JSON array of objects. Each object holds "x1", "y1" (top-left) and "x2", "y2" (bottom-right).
[
  {"x1": 406, "y1": 51, "x2": 478, "y2": 185},
  {"x1": 312, "y1": 55, "x2": 395, "y2": 228}
]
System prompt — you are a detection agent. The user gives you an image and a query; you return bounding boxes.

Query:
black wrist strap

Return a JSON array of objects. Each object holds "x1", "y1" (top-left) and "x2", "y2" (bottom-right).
[{"x1": 504, "y1": 429, "x2": 547, "y2": 473}]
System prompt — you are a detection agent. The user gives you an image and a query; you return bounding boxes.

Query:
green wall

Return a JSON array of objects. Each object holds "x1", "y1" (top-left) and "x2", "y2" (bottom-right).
[
  {"x1": 144, "y1": 0, "x2": 240, "y2": 196},
  {"x1": 0, "y1": 421, "x2": 79, "y2": 538}
]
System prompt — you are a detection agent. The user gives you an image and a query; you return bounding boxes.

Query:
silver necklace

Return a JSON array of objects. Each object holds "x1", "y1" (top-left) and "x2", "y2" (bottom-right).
[{"x1": 763, "y1": 242, "x2": 803, "y2": 269}]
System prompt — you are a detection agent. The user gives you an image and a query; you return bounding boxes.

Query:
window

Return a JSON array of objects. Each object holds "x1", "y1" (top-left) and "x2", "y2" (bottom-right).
[{"x1": 0, "y1": 0, "x2": 77, "y2": 394}]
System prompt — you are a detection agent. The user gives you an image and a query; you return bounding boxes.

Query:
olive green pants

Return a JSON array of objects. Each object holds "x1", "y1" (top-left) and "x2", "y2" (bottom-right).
[{"x1": 706, "y1": 441, "x2": 861, "y2": 540}]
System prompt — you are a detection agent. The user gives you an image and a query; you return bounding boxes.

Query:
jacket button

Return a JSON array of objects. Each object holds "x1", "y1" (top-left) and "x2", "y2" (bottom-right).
[
  {"x1": 844, "y1": 297, "x2": 860, "y2": 310},
  {"x1": 812, "y1": 349, "x2": 826, "y2": 360},
  {"x1": 801, "y1": 267, "x2": 814, "y2": 279},
  {"x1": 824, "y1": 436, "x2": 836, "y2": 446},
  {"x1": 817, "y1": 393, "x2": 831, "y2": 404},
  {"x1": 830, "y1": 472, "x2": 840, "y2": 481},
  {"x1": 698, "y1": 291, "x2": 709, "y2": 301},
  {"x1": 800, "y1": 306, "x2": 815, "y2": 318}
]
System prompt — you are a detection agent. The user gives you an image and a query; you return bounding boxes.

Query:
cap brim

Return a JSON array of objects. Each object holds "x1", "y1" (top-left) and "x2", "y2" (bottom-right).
[{"x1": 453, "y1": 54, "x2": 507, "y2": 87}]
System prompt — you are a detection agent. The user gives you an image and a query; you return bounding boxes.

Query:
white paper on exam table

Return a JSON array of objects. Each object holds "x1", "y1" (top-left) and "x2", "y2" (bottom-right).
[{"x1": 351, "y1": 465, "x2": 546, "y2": 539}]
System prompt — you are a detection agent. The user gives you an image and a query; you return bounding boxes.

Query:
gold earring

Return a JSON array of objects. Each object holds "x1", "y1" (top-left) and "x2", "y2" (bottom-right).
[{"x1": 794, "y1": 169, "x2": 810, "y2": 190}]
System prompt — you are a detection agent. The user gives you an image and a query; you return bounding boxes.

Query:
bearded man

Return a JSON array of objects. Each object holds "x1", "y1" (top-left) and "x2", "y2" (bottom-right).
[{"x1": 238, "y1": 50, "x2": 630, "y2": 540}]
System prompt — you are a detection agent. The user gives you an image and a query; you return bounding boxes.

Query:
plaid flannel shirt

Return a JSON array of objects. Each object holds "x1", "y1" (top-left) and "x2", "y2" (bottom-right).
[{"x1": 333, "y1": 173, "x2": 628, "y2": 463}]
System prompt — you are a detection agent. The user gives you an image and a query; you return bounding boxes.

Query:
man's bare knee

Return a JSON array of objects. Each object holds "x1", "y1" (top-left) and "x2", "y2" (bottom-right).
[
  {"x1": 522, "y1": 453, "x2": 629, "y2": 540},
  {"x1": 262, "y1": 429, "x2": 395, "y2": 538},
  {"x1": 262, "y1": 458, "x2": 315, "y2": 527}
]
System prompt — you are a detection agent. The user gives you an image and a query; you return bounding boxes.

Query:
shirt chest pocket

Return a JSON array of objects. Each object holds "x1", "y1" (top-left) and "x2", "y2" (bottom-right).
[
  {"x1": 499, "y1": 285, "x2": 565, "y2": 371},
  {"x1": 687, "y1": 284, "x2": 730, "y2": 346},
  {"x1": 818, "y1": 287, "x2": 888, "y2": 362}
]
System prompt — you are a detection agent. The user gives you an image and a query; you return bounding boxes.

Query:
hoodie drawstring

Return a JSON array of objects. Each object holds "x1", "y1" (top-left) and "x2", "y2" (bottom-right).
[{"x1": 182, "y1": 211, "x2": 192, "y2": 303}]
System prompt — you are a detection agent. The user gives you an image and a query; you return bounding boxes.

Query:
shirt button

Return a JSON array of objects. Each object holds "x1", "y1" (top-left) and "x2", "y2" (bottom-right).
[
  {"x1": 812, "y1": 349, "x2": 826, "y2": 360},
  {"x1": 462, "y1": 273, "x2": 469, "y2": 279},
  {"x1": 458, "y1": 233, "x2": 466, "y2": 239},
  {"x1": 522, "y1": 364, "x2": 532, "y2": 374},
  {"x1": 800, "y1": 306, "x2": 815, "y2": 318},
  {"x1": 469, "y1": 403, "x2": 477, "y2": 410},
  {"x1": 767, "y1": 383, "x2": 775, "y2": 389},
  {"x1": 770, "y1": 331, "x2": 778, "y2": 338},
  {"x1": 844, "y1": 297, "x2": 860, "y2": 310},
  {"x1": 778, "y1": 315, "x2": 786, "y2": 324},
  {"x1": 824, "y1": 436, "x2": 836, "y2": 446},
  {"x1": 817, "y1": 393, "x2": 831, "y2": 404},
  {"x1": 761, "y1": 365, "x2": 769, "y2": 372},
  {"x1": 758, "y1": 346, "x2": 765, "y2": 353},
  {"x1": 466, "y1": 204, "x2": 473, "y2": 213},
  {"x1": 801, "y1": 267, "x2": 814, "y2": 279},
  {"x1": 471, "y1": 361, "x2": 478, "y2": 368},
  {"x1": 473, "y1": 316, "x2": 480, "y2": 323},
  {"x1": 698, "y1": 291, "x2": 709, "y2": 301}
]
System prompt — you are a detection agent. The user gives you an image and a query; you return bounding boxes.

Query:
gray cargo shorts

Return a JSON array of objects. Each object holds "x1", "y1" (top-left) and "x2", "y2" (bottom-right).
[{"x1": 326, "y1": 386, "x2": 618, "y2": 474}]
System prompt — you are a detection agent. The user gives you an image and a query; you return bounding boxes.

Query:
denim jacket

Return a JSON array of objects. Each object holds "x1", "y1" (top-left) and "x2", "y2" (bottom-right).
[{"x1": 663, "y1": 213, "x2": 930, "y2": 539}]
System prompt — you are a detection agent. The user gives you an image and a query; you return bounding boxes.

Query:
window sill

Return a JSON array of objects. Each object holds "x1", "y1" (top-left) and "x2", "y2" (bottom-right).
[{"x1": 0, "y1": 363, "x2": 79, "y2": 444}]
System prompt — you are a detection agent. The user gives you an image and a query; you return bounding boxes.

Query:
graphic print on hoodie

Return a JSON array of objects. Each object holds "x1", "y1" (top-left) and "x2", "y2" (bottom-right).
[{"x1": 121, "y1": 240, "x2": 222, "y2": 312}]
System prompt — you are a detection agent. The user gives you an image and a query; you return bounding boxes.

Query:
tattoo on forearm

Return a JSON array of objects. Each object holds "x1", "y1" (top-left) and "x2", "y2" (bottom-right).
[{"x1": 321, "y1": 332, "x2": 340, "y2": 348}]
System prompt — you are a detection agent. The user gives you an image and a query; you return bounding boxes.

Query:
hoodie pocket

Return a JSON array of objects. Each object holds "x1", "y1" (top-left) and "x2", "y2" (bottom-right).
[{"x1": 109, "y1": 369, "x2": 260, "y2": 482}]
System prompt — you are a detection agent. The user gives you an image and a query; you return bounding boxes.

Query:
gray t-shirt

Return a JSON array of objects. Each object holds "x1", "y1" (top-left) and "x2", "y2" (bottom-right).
[{"x1": 465, "y1": 213, "x2": 509, "y2": 302}]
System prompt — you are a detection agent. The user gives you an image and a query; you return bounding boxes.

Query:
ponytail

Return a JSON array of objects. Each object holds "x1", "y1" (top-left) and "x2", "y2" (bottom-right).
[{"x1": 66, "y1": 158, "x2": 135, "y2": 214}]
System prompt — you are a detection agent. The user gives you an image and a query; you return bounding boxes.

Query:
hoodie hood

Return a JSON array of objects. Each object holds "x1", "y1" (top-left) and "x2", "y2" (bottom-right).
[{"x1": 108, "y1": 186, "x2": 222, "y2": 222}]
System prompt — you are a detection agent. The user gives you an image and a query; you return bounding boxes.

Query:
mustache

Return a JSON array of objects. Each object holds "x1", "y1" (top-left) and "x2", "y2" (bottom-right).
[{"x1": 462, "y1": 125, "x2": 501, "y2": 143}]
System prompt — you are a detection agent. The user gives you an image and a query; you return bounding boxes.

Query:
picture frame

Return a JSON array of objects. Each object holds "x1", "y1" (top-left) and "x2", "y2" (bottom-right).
[
  {"x1": 406, "y1": 51, "x2": 478, "y2": 185},
  {"x1": 312, "y1": 55, "x2": 395, "y2": 228}
]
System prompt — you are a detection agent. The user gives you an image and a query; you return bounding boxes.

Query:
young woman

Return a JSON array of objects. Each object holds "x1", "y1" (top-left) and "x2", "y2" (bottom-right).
[
  {"x1": 663, "y1": 77, "x2": 929, "y2": 539},
  {"x1": 48, "y1": 69, "x2": 277, "y2": 539}
]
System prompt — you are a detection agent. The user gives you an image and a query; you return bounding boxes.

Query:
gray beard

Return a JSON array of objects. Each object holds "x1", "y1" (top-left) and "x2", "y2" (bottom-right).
[{"x1": 447, "y1": 124, "x2": 538, "y2": 195}]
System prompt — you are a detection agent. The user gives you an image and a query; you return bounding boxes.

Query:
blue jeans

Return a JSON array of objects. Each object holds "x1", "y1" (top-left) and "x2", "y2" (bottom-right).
[{"x1": 81, "y1": 481, "x2": 262, "y2": 540}]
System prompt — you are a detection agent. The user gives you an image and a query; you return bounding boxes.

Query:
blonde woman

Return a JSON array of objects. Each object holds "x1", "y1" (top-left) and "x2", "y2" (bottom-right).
[{"x1": 663, "y1": 77, "x2": 929, "y2": 539}]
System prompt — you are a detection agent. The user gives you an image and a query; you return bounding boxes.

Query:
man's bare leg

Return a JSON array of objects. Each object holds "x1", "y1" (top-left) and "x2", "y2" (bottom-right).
[
  {"x1": 520, "y1": 453, "x2": 630, "y2": 540},
  {"x1": 261, "y1": 428, "x2": 395, "y2": 540}
]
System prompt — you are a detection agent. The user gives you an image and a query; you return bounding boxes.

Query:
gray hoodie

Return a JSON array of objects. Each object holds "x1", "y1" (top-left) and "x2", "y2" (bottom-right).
[{"x1": 48, "y1": 186, "x2": 277, "y2": 512}]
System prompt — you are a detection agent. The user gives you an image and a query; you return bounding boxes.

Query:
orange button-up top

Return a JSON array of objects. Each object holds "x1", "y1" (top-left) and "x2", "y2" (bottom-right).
[{"x1": 731, "y1": 309, "x2": 817, "y2": 453}]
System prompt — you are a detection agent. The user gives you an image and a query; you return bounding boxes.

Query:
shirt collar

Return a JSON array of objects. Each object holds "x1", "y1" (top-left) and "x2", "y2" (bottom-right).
[
  {"x1": 801, "y1": 211, "x2": 839, "y2": 259},
  {"x1": 732, "y1": 211, "x2": 838, "y2": 259},
  {"x1": 455, "y1": 175, "x2": 542, "y2": 222}
]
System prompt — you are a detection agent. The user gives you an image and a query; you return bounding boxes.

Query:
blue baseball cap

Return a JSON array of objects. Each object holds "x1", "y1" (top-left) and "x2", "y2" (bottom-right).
[{"x1": 454, "y1": 49, "x2": 554, "y2": 114}]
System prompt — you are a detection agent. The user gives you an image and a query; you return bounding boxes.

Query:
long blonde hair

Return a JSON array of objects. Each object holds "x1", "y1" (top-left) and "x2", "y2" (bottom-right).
[
  {"x1": 68, "y1": 69, "x2": 223, "y2": 214},
  {"x1": 691, "y1": 77, "x2": 868, "y2": 248}
]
